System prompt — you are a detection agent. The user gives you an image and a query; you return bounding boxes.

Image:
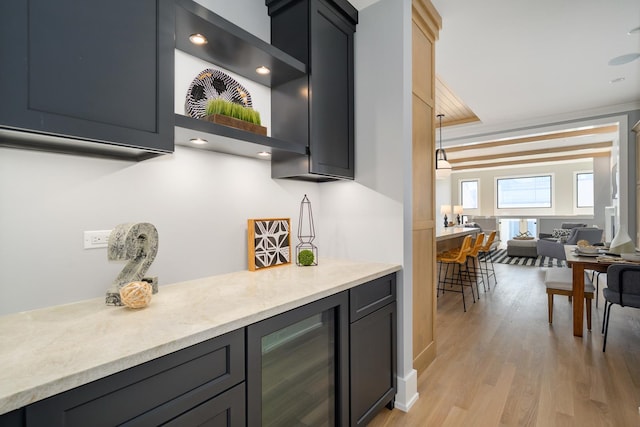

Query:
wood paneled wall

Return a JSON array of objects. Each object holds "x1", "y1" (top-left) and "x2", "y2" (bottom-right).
[{"x1": 411, "y1": 0, "x2": 441, "y2": 374}]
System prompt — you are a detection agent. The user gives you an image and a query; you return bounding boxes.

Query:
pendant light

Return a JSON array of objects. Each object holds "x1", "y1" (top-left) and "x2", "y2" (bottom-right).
[{"x1": 435, "y1": 113, "x2": 452, "y2": 180}]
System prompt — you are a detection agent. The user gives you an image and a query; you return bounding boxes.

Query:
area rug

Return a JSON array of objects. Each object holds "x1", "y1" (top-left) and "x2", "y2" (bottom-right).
[{"x1": 490, "y1": 249, "x2": 566, "y2": 267}]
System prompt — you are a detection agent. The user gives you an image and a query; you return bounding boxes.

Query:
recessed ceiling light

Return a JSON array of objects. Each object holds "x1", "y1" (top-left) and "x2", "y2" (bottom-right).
[
  {"x1": 190, "y1": 138, "x2": 207, "y2": 145},
  {"x1": 628, "y1": 26, "x2": 640, "y2": 35},
  {"x1": 256, "y1": 66, "x2": 271, "y2": 75},
  {"x1": 610, "y1": 77, "x2": 626, "y2": 84},
  {"x1": 257, "y1": 151, "x2": 271, "y2": 157},
  {"x1": 189, "y1": 33, "x2": 208, "y2": 45},
  {"x1": 608, "y1": 53, "x2": 640, "y2": 66}
]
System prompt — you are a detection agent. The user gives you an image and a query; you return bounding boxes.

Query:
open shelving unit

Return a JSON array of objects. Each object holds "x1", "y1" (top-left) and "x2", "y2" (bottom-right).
[{"x1": 173, "y1": 0, "x2": 307, "y2": 158}]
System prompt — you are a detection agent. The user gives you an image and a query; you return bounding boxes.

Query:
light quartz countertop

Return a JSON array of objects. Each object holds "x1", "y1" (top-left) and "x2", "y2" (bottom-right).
[
  {"x1": 436, "y1": 226, "x2": 479, "y2": 241},
  {"x1": 0, "y1": 258, "x2": 400, "y2": 415}
]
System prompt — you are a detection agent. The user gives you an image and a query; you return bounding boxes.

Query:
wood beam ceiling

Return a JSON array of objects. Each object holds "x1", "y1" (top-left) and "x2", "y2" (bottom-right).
[
  {"x1": 445, "y1": 125, "x2": 619, "y2": 153},
  {"x1": 450, "y1": 141, "x2": 612, "y2": 164}
]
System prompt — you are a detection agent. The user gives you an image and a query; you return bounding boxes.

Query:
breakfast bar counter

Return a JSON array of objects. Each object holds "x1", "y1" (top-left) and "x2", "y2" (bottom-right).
[{"x1": 436, "y1": 226, "x2": 480, "y2": 252}]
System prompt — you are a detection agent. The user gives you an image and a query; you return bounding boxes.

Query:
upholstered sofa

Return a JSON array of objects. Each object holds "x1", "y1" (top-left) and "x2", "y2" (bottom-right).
[
  {"x1": 538, "y1": 222, "x2": 587, "y2": 240},
  {"x1": 537, "y1": 226, "x2": 604, "y2": 260}
]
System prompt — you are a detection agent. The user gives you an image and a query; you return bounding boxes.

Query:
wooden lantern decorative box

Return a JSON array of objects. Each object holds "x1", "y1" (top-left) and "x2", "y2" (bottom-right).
[{"x1": 206, "y1": 114, "x2": 267, "y2": 136}]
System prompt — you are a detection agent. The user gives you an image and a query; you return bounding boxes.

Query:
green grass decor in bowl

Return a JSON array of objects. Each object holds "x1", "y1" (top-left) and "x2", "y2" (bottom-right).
[
  {"x1": 204, "y1": 98, "x2": 266, "y2": 136},
  {"x1": 206, "y1": 98, "x2": 261, "y2": 125}
]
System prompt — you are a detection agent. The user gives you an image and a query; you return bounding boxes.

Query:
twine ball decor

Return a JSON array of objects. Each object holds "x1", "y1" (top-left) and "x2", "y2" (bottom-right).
[{"x1": 119, "y1": 281, "x2": 153, "y2": 309}]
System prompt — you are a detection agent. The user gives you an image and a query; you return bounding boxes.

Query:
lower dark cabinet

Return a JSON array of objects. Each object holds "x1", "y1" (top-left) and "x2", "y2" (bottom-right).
[
  {"x1": 349, "y1": 274, "x2": 397, "y2": 426},
  {"x1": 25, "y1": 330, "x2": 244, "y2": 427},
  {"x1": 0, "y1": 408, "x2": 24, "y2": 427},
  {"x1": 4, "y1": 273, "x2": 398, "y2": 426},
  {"x1": 350, "y1": 302, "x2": 396, "y2": 426}
]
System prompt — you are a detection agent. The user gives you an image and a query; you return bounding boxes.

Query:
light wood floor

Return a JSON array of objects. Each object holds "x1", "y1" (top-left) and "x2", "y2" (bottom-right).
[{"x1": 370, "y1": 263, "x2": 640, "y2": 426}]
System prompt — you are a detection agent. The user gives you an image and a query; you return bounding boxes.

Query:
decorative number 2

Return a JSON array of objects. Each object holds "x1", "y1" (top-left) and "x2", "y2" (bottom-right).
[{"x1": 105, "y1": 222, "x2": 159, "y2": 306}]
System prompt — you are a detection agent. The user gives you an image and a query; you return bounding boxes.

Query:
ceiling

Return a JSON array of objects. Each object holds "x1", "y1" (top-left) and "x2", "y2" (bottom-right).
[{"x1": 349, "y1": 0, "x2": 640, "y2": 170}]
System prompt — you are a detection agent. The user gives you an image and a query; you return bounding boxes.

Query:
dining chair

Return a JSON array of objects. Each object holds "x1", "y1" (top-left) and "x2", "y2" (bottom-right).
[
  {"x1": 545, "y1": 268, "x2": 594, "y2": 330},
  {"x1": 602, "y1": 264, "x2": 640, "y2": 352},
  {"x1": 436, "y1": 235, "x2": 475, "y2": 312},
  {"x1": 589, "y1": 270, "x2": 604, "y2": 308}
]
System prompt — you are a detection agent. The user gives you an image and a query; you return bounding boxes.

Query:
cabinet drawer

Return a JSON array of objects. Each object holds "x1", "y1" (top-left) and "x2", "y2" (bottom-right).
[
  {"x1": 26, "y1": 329, "x2": 244, "y2": 427},
  {"x1": 151, "y1": 382, "x2": 245, "y2": 427},
  {"x1": 350, "y1": 274, "x2": 396, "y2": 322}
]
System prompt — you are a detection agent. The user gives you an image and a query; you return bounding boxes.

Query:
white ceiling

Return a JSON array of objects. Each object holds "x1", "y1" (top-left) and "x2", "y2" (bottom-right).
[
  {"x1": 430, "y1": 0, "x2": 640, "y2": 139},
  {"x1": 350, "y1": 0, "x2": 640, "y2": 143}
]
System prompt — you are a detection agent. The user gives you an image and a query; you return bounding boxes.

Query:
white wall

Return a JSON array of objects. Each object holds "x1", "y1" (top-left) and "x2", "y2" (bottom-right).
[
  {"x1": 0, "y1": 146, "x2": 319, "y2": 314},
  {"x1": 435, "y1": 177, "x2": 452, "y2": 227}
]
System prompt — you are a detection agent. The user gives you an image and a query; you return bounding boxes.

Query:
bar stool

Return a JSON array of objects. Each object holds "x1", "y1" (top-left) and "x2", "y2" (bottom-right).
[
  {"x1": 478, "y1": 231, "x2": 498, "y2": 290},
  {"x1": 436, "y1": 235, "x2": 475, "y2": 311},
  {"x1": 465, "y1": 233, "x2": 486, "y2": 296}
]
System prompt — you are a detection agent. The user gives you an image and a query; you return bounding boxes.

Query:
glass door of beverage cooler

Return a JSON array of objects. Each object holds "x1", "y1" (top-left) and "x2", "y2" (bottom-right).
[{"x1": 247, "y1": 292, "x2": 349, "y2": 427}]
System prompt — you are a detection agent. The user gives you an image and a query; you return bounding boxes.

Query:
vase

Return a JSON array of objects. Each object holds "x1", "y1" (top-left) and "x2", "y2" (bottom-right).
[{"x1": 609, "y1": 225, "x2": 635, "y2": 255}]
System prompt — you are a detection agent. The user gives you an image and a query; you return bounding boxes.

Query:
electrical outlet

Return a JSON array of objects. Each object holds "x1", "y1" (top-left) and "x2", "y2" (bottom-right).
[{"x1": 83, "y1": 230, "x2": 112, "y2": 249}]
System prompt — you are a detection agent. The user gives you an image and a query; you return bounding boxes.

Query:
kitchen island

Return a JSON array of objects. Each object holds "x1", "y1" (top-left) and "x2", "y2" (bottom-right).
[{"x1": 0, "y1": 258, "x2": 400, "y2": 420}]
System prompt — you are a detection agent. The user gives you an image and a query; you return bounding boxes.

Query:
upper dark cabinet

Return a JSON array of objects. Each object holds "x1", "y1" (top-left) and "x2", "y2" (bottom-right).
[
  {"x1": 0, "y1": 0, "x2": 174, "y2": 160},
  {"x1": 267, "y1": 0, "x2": 357, "y2": 180}
]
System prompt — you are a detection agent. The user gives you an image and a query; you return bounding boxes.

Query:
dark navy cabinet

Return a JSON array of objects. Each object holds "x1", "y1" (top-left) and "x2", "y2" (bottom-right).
[
  {"x1": 0, "y1": 0, "x2": 174, "y2": 160},
  {"x1": 25, "y1": 330, "x2": 245, "y2": 427},
  {"x1": 349, "y1": 274, "x2": 397, "y2": 426},
  {"x1": 267, "y1": 0, "x2": 357, "y2": 180},
  {"x1": 0, "y1": 409, "x2": 24, "y2": 427}
]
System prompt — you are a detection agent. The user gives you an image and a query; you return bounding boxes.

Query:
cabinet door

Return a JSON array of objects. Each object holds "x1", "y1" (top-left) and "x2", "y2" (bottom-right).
[
  {"x1": 0, "y1": 0, "x2": 174, "y2": 158},
  {"x1": 0, "y1": 409, "x2": 24, "y2": 427},
  {"x1": 25, "y1": 330, "x2": 244, "y2": 427},
  {"x1": 268, "y1": 0, "x2": 356, "y2": 180},
  {"x1": 350, "y1": 302, "x2": 397, "y2": 426},
  {"x1": 308, "y1": 0, "x2": 355, "y2": 178},
  {"x1": 247, "y1": 291, "x2": 349, "y2": 427}
]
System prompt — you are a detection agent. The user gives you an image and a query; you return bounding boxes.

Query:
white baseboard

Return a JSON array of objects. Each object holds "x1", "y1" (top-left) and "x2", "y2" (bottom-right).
[{"x1": 393, "y1": 369, "x2": 419, "y2": 412}]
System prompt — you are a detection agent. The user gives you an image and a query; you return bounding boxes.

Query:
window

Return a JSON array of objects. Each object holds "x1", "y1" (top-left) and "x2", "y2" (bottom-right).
[
  {"x1": 497, "y1": 175, "x2": 551, "y2": 209},
  {"x1": 461, "y1": 180, "x2": 478, "y2": 209},
  {"x1": 576, "y1": 172, "x2": 594, "y2": 208}
]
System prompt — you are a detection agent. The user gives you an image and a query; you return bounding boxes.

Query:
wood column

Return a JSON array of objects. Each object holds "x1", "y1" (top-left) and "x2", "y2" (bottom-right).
[{"x1": 411, "y1": 0, "x2": 441, "y2": 374}]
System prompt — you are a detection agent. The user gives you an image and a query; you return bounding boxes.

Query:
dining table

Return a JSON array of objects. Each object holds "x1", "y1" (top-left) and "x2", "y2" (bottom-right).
[{"x1": 564, "y1": 245, "x2": 627, "y2": 336}]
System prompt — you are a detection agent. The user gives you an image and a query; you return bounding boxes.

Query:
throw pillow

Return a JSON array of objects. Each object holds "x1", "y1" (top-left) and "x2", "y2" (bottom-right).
[{"x1": 552, "y1": 228, "x2": 572, "y2": 242}]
